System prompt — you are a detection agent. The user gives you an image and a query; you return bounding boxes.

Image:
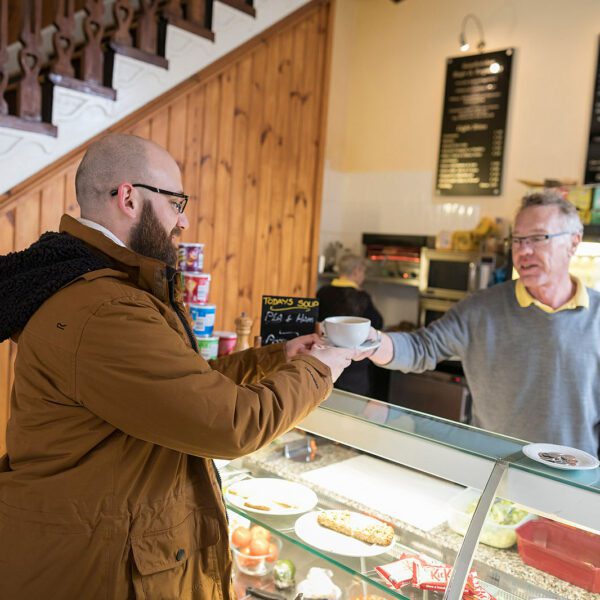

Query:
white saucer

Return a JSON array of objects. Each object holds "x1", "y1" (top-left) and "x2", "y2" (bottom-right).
[
  {"x1": 322, "y1": 337, "x2": 381, "y2": 352},
  {"x1": 522, "y1": 443, "x2": 600, "y2": 470}
]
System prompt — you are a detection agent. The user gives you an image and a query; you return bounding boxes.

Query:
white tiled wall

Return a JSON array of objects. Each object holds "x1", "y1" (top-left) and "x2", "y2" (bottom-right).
[{"x1": 319, "y1": 163, "x2": 482, "y2": 255}]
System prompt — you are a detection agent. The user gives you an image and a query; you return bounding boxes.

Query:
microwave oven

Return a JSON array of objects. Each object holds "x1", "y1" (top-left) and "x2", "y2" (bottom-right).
[{"x1": 419, "y1": 248, "x2": 494, "y2": 300}]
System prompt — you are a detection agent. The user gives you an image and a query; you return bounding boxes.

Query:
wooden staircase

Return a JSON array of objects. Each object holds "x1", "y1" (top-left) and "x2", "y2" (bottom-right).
[{"x1": 0, "y1": 0, "x2": 255, "y2": 138}]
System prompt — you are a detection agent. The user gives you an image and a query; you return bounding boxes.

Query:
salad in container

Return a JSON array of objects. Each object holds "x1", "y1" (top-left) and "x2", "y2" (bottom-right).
[{"x1": 447, "y1": 488, "x2": 531, "y2": 549}]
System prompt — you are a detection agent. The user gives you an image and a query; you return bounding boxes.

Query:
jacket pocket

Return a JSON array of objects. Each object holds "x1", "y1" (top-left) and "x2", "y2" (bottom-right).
[{"x1": 131, "y1": 508, "x2": 223, "y2": 600}]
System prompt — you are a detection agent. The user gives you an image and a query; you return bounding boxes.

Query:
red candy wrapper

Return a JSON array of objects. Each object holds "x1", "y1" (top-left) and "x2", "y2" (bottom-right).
[
  {"x1": 413, "y1": 562, "x2": 452, "y2": 591},
  {"x1": 376, "y1": 553, "x2": 496, "y2": 600},
  {"x1": 466, "y1": 581, "x2": 497, "y2": 600},
  {"x1": 375, "y1": 553, "x2": 429, "y2": 589},
  {"x1": 375, "y1": 558, "x2": 416, "y2": 589}
]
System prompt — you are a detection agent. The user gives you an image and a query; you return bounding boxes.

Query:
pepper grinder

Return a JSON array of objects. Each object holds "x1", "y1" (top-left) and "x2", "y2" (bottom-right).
[{"x1": 234, "y1": 312, "x2": 253, "y2": 352}]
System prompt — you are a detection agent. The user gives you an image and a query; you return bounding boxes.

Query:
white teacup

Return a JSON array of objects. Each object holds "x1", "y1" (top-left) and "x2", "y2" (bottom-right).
[{"x1": 323, "y1": 316, "x2": 371, "y2": 348}]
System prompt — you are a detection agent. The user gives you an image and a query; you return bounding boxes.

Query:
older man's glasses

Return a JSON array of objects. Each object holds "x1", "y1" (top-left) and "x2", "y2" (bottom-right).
[
  {"x1": 110, "y1": 183, "x2": 189, "y2": 214},
  {"x1": 508, "y1": 231, "x2": 574, "y2": 248}
]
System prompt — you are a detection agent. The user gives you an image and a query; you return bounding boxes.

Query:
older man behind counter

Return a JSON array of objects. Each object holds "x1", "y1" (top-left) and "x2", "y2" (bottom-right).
[{"x1": 361, "y1": 190, "x2": 600, "y2": 457}]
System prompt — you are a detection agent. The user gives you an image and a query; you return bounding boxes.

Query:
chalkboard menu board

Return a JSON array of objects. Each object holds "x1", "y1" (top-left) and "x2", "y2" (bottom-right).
[
  {"x1": 260, "y1": 295, "x2": 319, "y2": 345},
  {"x1": 585, "y1": 37, "x2": 600, "y2": 184},
  {"x1": 436, "y1": 49, "x2": 514, "y2": 196}
]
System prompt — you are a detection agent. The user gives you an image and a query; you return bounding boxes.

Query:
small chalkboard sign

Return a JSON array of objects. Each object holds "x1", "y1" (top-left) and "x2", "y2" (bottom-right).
[{"x1": 260, "y1": 295, "x2": 319, "y2": 345}]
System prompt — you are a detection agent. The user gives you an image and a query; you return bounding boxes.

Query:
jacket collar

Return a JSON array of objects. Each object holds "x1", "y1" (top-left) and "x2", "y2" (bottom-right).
[{"x1": 59, "y1": 214, "x2": 172, "y2": 303}]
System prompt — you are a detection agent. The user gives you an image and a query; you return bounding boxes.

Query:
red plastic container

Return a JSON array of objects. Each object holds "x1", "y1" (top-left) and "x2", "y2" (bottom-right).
[{"x1": 516, "y1": 518, "x2": 600, "y2": 592}]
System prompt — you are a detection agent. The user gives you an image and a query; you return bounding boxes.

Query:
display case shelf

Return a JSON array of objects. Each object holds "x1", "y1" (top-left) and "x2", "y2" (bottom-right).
[{"x1": 223, "y1": 390, "x2": 599, "y2": 600}]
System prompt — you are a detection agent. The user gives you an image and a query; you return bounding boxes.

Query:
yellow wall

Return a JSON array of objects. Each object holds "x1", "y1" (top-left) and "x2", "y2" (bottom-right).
[{"x1": 324, "y1": 0, "x2": 600, "y2": 224}]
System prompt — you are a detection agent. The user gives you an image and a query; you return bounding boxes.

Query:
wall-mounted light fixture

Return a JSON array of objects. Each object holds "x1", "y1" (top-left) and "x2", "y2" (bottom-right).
[{"x1": 459, "y1": 14, "x2": 486, "y2": 52}]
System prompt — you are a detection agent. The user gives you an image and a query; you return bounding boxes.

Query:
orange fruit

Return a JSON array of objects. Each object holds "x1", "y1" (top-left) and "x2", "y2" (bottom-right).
[
  {"x1": 231, "y1": 526, "x2": 251, "y2": 549},
  {"x1": 250, "y1": 525, "x2": 271, "y2": 541},
  {"x1": 249, "y1": 537, "x2": 270, "y2": 556},
  {"x1": 239, "y1": 546, "x2": 260, "y2": 567}
]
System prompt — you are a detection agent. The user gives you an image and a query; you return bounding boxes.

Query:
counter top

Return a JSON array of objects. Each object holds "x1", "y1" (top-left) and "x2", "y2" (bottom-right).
[{"x1": 242, "y1": 441, "x2": 599, "y2": 600}]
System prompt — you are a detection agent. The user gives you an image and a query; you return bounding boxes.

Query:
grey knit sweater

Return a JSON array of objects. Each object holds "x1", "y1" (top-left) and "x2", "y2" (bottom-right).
[{"x1": 386, "y1": 281, "x2": 600, "y2": 456}]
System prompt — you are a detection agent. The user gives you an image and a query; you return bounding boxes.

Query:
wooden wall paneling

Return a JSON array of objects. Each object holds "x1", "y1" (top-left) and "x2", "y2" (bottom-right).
[
  {"x1": 307, "y1": 2, "x2": 332, "y2": 295},
  {"x1": 40, "y1": 175, "x2": 67, "y2": 233},
  {"x1": 251, "y1": 32, "x2": 279, "y2": 328},
  {"x1": 182, "y1": 85, "x2": 205, "y2": 247},
  {"x1": 149, "y1": 106, "x2": 169, "y2": 150},
  {"x1": 294, "y1": 6, "x2": 326, "y2": 295},
  {"x1": 14, "y1": 190, "x2": 41, "y2": 251},
  {"x1": 167, "y1": 96, "x2": 188, "y2": 171},
  {"x1": 197, "y1": 76, "x2": 221, "y2": 310},
  {"x1": 0, "y1": 209, "x2": 15, "y2": 456},
  {"x1": 166, "y1": 96, "x2": 189, "y2": 241},
  {"x1": 238, "y1": 44, "x2": 266, "y2": 322},
  {"x1": 280, "y1": 19, "x2": 307, "y2": 296},
  {"x1": 264, "y1": 28, "x2": 294, "y2": 298},
  {"x1": 129, "y1": 118, "x2": 151, "y2": 139},
  {"x1": 211, "y1": 66, "x2": 236, "y2": 330},
  {"x1": 223, "y1": 56, "x2": 251, "y2": 331}
]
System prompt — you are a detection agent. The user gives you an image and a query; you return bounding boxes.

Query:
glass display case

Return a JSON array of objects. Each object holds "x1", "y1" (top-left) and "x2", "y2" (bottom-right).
[{"x1": 222, "y1": 390, "x2": 600, "y2": 600}]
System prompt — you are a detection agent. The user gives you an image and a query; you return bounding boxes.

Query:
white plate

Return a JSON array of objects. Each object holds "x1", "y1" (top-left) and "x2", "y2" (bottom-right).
[
  {"x1": 522, "y1": 443, "x2": 600, "y2": 470},
  {"x1": 294, "y1": 511, "x2": 394, "y2": 557},
  {"x1": 225, "y1": 478, "x2": 318, "y2": 516},
  {"x1": 322, "y1": 337, "x2": 381, "y2": 352}
]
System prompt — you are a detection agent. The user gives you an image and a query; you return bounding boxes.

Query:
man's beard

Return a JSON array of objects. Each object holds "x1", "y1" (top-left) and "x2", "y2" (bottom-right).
[{"x1": 129, "y1": 200, "x2": 180, "y2": 267}]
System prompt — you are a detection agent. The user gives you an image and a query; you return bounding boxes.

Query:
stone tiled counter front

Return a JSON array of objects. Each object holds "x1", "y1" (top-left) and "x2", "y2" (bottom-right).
[{"x1": 240, "y1": 441, "x2": 599, "y2": 600}]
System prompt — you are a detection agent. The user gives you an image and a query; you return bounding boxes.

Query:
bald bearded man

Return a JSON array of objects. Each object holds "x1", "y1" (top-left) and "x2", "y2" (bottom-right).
[{"x1": 0, "y1": 133, "x2": 353, "y2": 599}]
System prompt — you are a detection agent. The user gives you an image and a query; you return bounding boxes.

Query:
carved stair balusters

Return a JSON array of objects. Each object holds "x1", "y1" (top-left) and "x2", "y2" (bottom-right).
[
  {"x1": 163, "y1": 0, "x2": 183, "y2": 20},
  {"x1": 82, "y1": 0, "x2": 105, "y2": 86},
  {"x1": 45, "y1": 0, "x2": 115, "y2": 109},
  {"x1": 112, "y1": 0, "x2": 134, "y2": 47},
  {"x1": 137, "y1": 0, "x2": 160, "y2": 56},
  {"x1": 51, "y1": 0, "x2": 75, "y2": 78},
  {"x1": 161, "y1": 0, "x2": 215, "y2": 42},
  {"x1": 0, "y1": 0, "x2": 57, "y2": 135},
  {"x1": 108, "y1": 0, "x2": 168, "y2": 73},
  {"x1": 17, "y1": 0, "x2": 43, "y2": 121}
]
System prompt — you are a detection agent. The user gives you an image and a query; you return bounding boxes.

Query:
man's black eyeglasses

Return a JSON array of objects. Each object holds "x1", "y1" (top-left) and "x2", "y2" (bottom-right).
[{"x1": 110, "y1": 183, "x2": 189, "y2": 214}]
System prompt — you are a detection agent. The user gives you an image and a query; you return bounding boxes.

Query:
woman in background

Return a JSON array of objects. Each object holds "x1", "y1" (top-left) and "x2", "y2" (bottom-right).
[{"x1": 318, "y1": 254, "x2": 384, "y2": 397}]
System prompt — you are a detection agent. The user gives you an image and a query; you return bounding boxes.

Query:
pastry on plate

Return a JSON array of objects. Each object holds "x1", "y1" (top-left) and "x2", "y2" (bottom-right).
[{"x1": 317, "y1": 510, "x2": 394, "y2": 546}]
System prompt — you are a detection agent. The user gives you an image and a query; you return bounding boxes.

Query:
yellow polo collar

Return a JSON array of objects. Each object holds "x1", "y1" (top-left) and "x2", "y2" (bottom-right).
[
  {"x1": 331, "y1": 277, "x2": 359, "y2": 289},
  {"x1": 515, "y1": 276, "x2": 589, "y2": 313}
]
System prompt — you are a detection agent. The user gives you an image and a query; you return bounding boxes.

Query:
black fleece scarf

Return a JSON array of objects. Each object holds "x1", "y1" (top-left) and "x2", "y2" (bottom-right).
[{"x1": 0, "y1": 231, "x2": 112, "y2": 342}]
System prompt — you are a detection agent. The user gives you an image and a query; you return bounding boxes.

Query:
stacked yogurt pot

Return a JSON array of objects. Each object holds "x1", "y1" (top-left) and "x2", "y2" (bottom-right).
[{"x1": 178, "y1": 243, "x2": 219, "y2": 361}]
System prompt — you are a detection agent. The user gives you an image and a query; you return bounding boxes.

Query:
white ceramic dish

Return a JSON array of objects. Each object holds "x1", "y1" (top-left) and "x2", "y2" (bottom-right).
[
  {"x1": 225, "y1": 478, "x2": 318, "y2": 516},
  {"x1": 322, "y1": 336, "x2": 381, "y2": 352},
  {"x1": 522, "y1": 443, "x2": 600, "y2": 470},
  {"x1": 294, "y1": 511, "x2": 394, "y2": 557}
]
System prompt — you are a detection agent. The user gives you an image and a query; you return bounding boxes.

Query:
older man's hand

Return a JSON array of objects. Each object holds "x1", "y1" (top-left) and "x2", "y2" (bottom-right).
[
  {"x1": 285, "y1": 333, "x2": 323, "y2": 359},
  {"x1": 352, "y1": 328, "x2": 394, "y2": 365}
]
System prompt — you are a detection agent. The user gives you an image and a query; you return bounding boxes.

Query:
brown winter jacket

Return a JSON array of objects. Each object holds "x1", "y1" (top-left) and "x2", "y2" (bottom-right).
[{"x1": 0, "y1": 215, "x2": 332, "y2": 599}]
